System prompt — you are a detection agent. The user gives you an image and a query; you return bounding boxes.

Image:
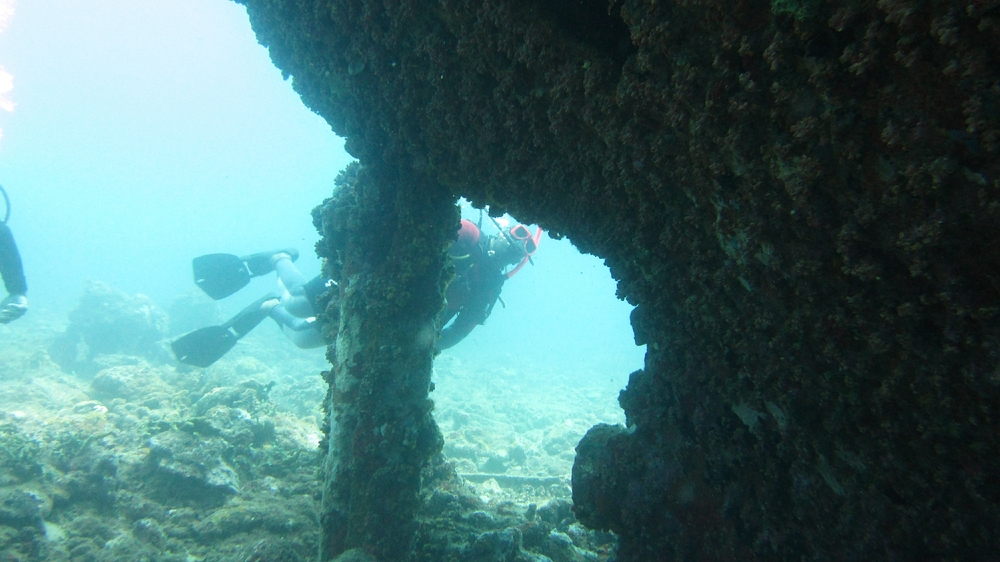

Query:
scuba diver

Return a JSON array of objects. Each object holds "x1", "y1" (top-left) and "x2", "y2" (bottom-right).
[
  {"x1": 171, "y1": 217, "x2": 540, "y2": 367},
  {"x1": 438, "y1": 217, "x2": 540, "y2": 349},
  {"x1": 0, "y1": 184, "x2": 28, "y2": 324}
]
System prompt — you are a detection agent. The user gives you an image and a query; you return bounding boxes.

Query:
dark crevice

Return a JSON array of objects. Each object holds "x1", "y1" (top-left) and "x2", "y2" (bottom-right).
[{"x1": 535, "y1": 0, "x2": 636, "y2": 62}]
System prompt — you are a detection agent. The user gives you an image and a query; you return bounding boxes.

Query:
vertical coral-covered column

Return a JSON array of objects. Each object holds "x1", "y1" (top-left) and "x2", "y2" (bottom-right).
[{"x1": 314, "y1": 162, "x2": 452, "y2": 561}]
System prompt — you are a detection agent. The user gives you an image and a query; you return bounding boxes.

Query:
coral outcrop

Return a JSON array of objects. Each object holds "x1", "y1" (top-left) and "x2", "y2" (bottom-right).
[
  {"x1": 49, "y1": 282, "x2": 170, "y2": 376},
  {"x1": 236, "y1": 0, "x2": 1000, "y2": 559}
]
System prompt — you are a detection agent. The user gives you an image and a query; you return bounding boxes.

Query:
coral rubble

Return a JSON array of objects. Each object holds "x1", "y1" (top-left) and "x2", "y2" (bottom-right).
[
  {"x1": 236, "y1": 0, "x2": 1000, "y2": 559},
  {"x1": 0, "y1": 317, "x2": 325, "y2": 561},
  {"x1": 2, "y1": 309, "x2": 601, "y2": 561}
]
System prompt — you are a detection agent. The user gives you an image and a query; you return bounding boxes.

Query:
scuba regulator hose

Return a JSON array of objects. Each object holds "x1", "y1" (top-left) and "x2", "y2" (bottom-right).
[{"x1": 0, "y1": 184, "x2": 9, "y2": 224}]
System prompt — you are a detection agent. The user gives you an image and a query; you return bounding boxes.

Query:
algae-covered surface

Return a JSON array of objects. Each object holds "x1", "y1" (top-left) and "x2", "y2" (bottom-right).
[
  {"x1": 0, "y1": 309, "x2": 325, "y2": 561},
  {"x1": 230, "y1": 0, "x2": 1000, "y2": 557},
  {"x1": 0, "y1": 296, "x2": 623, "y2": 561}
]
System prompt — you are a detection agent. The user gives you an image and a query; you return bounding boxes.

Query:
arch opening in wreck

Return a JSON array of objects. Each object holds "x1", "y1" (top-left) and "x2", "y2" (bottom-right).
[{"x1": 431, "y1": 203, "x2": 644, "y2": 501}]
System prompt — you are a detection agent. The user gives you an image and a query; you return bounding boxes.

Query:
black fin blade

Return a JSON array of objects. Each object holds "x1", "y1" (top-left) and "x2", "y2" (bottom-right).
[
  {"x1": 193, "y1": 254, "x2": 251, "y2": 300},
  {"x1": 171, "y1": 326, "x2": 237, "y2": 367}
]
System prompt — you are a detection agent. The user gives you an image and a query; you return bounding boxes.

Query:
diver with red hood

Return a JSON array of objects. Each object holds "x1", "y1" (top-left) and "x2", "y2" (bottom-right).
[
  {"x1": 437, "y1": 217, "x2": 540, "y2": 350},
  {"x1": 172, "y1": 216, "x2": 540, "y2": 366}
]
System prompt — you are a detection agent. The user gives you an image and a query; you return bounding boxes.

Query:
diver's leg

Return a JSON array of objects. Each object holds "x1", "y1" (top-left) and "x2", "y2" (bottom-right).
[
  {"x1": 273, "y1": 254, "x2": 318, "y2": 317},
  {"x1": 281, "y1": 325, "x2": 326, "y2": 349},
  {"x1": 269, "y1": 303, "x2": 315, "y2": 331},
  {"x1": 282, "y1": 295, "x2": 315, "y2": 318},
  {"x1": 274, "y1": 254, "x2": 309, "y2": 295},
  {"x1": 268, "y1": 303, "x2": 325, "y2": 348},
  {"x1": 241, "y1": 248, "x2": 299, "y2": 277}
]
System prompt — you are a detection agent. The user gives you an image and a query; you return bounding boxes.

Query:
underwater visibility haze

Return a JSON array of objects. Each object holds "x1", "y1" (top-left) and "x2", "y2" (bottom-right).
[
  {"x1": 13, "y1": 0, "x2": 991, "y2": 559},
  {"x1": 0, "y1": 1, "x2": 645, "y2": 560}
]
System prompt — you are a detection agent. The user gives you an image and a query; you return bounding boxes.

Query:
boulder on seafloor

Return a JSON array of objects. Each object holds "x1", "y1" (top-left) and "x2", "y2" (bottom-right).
[
  {"x1": 467, "y1": 527, "x2": 524, "y2": 562},
  {"x1": 88, "y1": 364, "x2": 164, "y2": 402},
  {"x1": 193, "y1": 379, "x2": 275, "y2": 416},
  {"x1": 192, "y1": 495, "x2": 315, "y2": 540},
  {"x1": 570, "y1": 424, "x2": 628, "y2": 533},
  {"x1": 49, "y1": 281, "x2": 170, "y2": 376},
  {"x1": 184, "y1": 404, "x2": 276, "y2": 449},
  {"x1": 412, "y1": 455, "x2": 605, "y2": 562},
  {"x1": 141, "y1": 431, "x2": 240, "y2": 507},
  {"x1": 540, "y1": 530, "x2": 596, "y2": 562},
  {"x1": 332, "y1": 548, "x2": 380, "y2": 562},
  {"x1": 239, "y1": 538, "x2": 309, "y2": 562}
]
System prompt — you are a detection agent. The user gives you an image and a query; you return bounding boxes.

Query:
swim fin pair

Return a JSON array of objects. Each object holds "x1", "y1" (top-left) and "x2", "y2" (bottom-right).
[{"x1": 172, "y1": 248, "x2": 297, "y2": 368}]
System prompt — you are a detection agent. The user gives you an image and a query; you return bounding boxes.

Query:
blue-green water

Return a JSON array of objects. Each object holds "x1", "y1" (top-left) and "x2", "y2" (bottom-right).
[
  {"x1": 0, "y1": 2, "x2": 645, "y2": 559},
  {"x1": 0, "y1": 0, "x2": 643, "y2": 388},
  {"x1": 0, "y1": 0, "x2": 643, "y2": 386}
]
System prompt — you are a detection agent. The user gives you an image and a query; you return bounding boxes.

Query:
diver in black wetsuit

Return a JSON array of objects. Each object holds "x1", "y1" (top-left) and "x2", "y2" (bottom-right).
[
  {"x1": 262, "y1": 217, "x2": 534, "y2": 352},
  {"x1": 172, "y1": 218, "x2": 538, "y2": 366},
  {"x1": 0, "y1": 185, "x2": 27, "y2": 324},
  {"x1": 437, "y1": 218, "x2": 539, "y2": 350}
]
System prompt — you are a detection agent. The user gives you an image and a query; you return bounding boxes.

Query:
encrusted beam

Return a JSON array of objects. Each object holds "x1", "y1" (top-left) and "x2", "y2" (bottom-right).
[
  {"x1": 312, "y1": 162, "x2": 452, "y2": 560},
  {"x1": 238, "y1": 0, "x2": 1000, "y2": 559}
]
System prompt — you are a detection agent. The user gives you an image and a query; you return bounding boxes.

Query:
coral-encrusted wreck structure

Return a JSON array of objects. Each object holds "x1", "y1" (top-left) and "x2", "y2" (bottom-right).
[{"x1": 236, "y1": 0, "x2": 1000, "y2": 560}]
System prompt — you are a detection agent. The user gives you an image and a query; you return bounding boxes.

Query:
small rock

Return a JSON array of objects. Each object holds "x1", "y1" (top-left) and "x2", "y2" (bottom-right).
[
  {"x1": 142, "y1": 432, "x2": 240, "y2": 507},
  {"x1": 73, "y1": 400, "x2": 107, "y2": 415},
  {"x1": 479, "y1": 453, "x2": 509, "y2": 473},
  {"x1": 536, "y1": 498, "x2": 574, "y2": 527},
  {"x1": 0, "y1": 490, "x2": 44, "y2": 530},
  {"x1": 132, "y1": 517, "x2": 164, "y2": 546},
  {"x1": 469, "y1": 527, "x2": 523, "y2": 560},
  {"x1": 543, "y1": 530, "x2": 597, "y2": 562},
  {"x1": 467, "y1": 510, "x2": 496, "y2": 528},
  {"x1": 333, "y1": 548, "x2": 379, "y2": 562}
]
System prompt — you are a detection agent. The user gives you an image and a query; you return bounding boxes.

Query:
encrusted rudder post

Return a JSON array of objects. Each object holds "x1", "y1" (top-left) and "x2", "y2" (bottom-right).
[{"x1": 313, "y1": 162, "x2": 451, "y2": 561}]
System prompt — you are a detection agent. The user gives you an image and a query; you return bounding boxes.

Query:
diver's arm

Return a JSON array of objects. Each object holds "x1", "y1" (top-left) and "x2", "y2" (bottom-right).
[
  {"x1": 0, "y1": 223, "x2": 27, "y2": 324},
  {"x1": 437, "y1": 311, "x2": 480, "y2": 350},
  {"x1": 437, "y1": 272, "x2": 505, "y2": 350},
  {"x1": 0, "y1": 223, "x2": 26, "y2": 296}
]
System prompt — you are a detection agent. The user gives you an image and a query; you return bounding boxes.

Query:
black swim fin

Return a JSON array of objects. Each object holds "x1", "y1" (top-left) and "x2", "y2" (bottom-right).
[
  {"x1": 193, "y1": 254, "x2": 252, "y2": 300},
  {"x1": 192, "y1": 249, "x2": 299, "y2": 300},
  {"x1": 171, "y1": 294, "x2": 277, "y2": 367}
]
